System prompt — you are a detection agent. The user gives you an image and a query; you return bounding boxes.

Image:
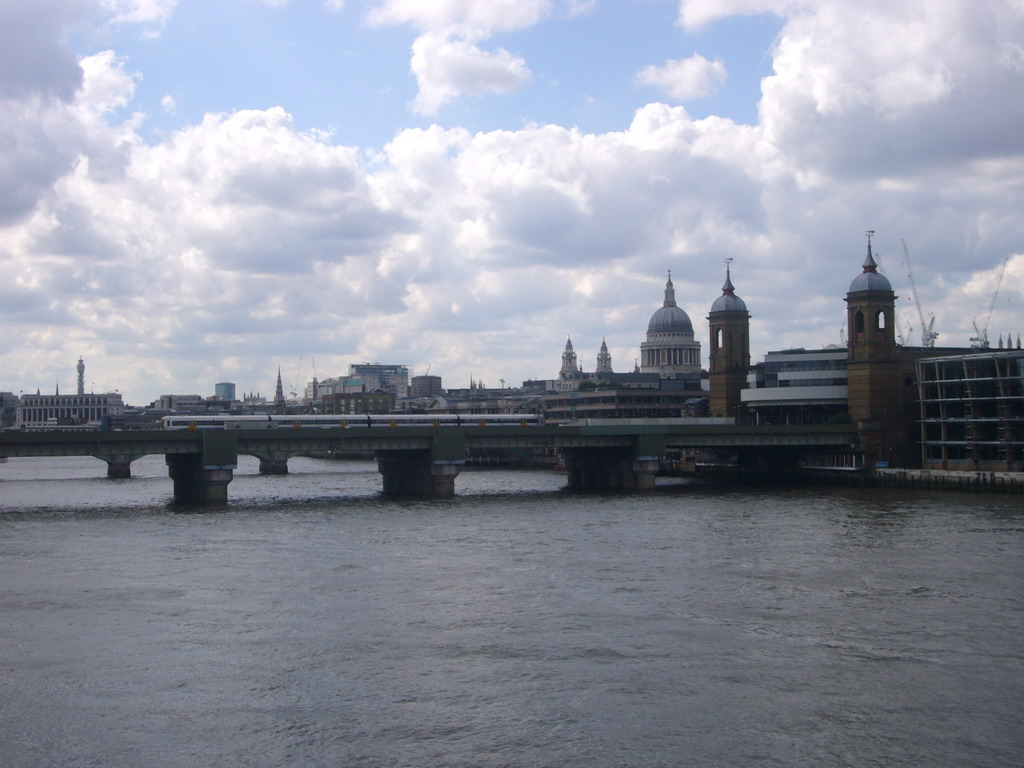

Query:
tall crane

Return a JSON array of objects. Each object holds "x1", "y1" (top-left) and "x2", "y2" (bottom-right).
[
  {"x1": 971, "y1": 256, "x2": 1009, "y2": 349},
  {"x1": 901, "y1": 239, "x2": 937, "y2": 347},
  {"x1": 290, "y1": 356, "x2": 303, "y2": 398},
  {"x1": 873, "y1": 248, "x2": 912, "y2": 346}
]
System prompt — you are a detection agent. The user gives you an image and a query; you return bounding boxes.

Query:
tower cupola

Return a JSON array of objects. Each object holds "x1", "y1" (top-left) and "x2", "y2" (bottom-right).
[
  {"x1": 710, "y1": 262, "x2": 748, "y2": 313},
  {"x1": 849, "y1": 233, "x2": 892, "y2": 293}
]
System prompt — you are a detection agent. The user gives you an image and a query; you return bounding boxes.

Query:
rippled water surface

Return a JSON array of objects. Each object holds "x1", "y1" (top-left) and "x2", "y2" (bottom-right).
[{"x1": 2, "y1": 455, "x2": 1022, "y2": 767}]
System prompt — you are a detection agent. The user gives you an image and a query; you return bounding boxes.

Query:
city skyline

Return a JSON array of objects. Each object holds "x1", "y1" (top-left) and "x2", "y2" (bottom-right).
[{"x1": 1, "y1": 0, "x2": 1022, "y2": 405}]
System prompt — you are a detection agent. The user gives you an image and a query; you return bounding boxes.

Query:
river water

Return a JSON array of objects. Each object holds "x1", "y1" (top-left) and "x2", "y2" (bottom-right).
[{"x1": 1, "y1": 455, "x2": 1022, "y2": 768}]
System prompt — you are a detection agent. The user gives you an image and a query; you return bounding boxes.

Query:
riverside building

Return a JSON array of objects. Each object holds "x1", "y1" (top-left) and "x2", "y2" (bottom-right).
[
  {"x1": 16, "y1": 391, "x2": 125, "y2": 428},
  {"x1": 15, "y1": 357, "x2": 125, "y2": 428},
  {"x1": 917, "y1": 349, "x2": 1024, "y2": 471}
]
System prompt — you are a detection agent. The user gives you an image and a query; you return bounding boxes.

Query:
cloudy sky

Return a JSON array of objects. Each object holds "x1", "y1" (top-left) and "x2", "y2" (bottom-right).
[{"x1": 2, "y1": 0, "x2": 1022, "y2": 404}]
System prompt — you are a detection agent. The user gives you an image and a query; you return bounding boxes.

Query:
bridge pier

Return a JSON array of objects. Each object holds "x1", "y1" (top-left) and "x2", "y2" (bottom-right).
[
  {"x1": 256, "y1": 453, "x2": 290, "y2": 475},
  {"x1": 377, "y1": 451, "x2": 463, "y2": 497},
  {"x1": 563, "y1": 449, "x2": 661, "y2": 491},
  {"x1": 166, "y1": 431, "x2": 238, "y2": 505},
  {"x1": 97, "y1": 453, "x2": 142, "y2": 478},
  {"x1": 166, "y1": 454, "x2": 235, "y2": 504}
]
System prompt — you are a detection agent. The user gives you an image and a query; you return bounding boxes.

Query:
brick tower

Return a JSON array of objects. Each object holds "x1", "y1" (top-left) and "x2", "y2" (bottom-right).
[
  {"x1": 845, "y1": 231, "x2": 904, "y2": 465},
  {"x1": 708, "y1": 259, "x2": 750, "y2": 419}
]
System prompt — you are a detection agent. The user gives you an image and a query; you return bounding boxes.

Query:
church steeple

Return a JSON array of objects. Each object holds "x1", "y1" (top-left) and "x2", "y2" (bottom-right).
[{"x1": 274, "y1": 366, "x2": 286, "y2": 412}]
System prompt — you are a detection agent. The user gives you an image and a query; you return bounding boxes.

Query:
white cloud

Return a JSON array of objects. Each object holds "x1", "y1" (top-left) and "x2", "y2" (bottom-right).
[
  {"x1": 101, "y1": 0, "x2": 177, "y2": 28},
  {"x1": 0, "y1": 49, "x2": 137, "y2": 225},
  {"x1": 367, "y1": 0, "x2": 556, "y2": 35},
  {"x1": 759, "y1": 0, "x2": 1024, "y2": 178},
  {"x1": 636, "y1": 54, "x2": 727, "y2": 101},
  {"x1": 676, "y1": 0, "x2": 805, "y2": 30},
  {"x1": 368, "y1": 0, "x2": 591, "y2": 114},
  {"x1": 409, "y1": 31, "x2": 530, "y2": 115},
  {"x1": 0, "y1": 0, "x2": 86, "y2": 101}
]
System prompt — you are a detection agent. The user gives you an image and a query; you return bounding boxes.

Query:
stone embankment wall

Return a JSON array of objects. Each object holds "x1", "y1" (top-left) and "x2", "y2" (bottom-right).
[
  {"x1": 870, "y1": 468, "x2": 1024, "y2": 494},
  {"x1": 712, "y1": 466, "x2": 1024, "y2": 493}
]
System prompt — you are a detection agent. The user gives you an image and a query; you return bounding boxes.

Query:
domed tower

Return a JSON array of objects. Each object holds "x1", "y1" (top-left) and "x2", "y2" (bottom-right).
[
  {"x1": 845, "y1": 231, "x2": 903, "y2": 463},
  {"x1": 640, "y1": 271, "x2": 701, "y2": 377},
  {"x1": 846, "y1": 231, "x2": 896, "y2": 365},
  {"x1": 708, "y1": 260, "x2": 750, "y2": 418}
]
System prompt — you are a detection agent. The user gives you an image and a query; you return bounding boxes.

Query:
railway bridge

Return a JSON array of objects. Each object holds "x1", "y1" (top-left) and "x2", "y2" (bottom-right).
[{"x1": 0, "y1": 423, "x2": 859, "y2": 503}]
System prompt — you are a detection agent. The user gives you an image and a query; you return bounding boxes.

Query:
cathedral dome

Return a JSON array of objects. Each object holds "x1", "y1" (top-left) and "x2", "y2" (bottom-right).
[
  {"x1": 849, "y1": 240, "x2": 892, "y2": 293},
  {"x1": 648, "y1": 304, "x2": 694, "y2": 332},
  {"x1": 647, "y1": 272, "x2": 694, "y2": 332},
  {"x1": 641, "y1": 270, "x2": 701, "y2": 377}
]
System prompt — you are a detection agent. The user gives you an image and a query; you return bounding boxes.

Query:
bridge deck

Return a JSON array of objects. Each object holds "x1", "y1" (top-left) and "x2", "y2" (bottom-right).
[{"x1": 0, "y1": 423, "x2": 859, "y2": 459}]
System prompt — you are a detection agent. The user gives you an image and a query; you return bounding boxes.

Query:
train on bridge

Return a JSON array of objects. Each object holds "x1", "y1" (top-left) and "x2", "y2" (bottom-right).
[{"x1": 159, "y1": 413, "x2": 543, "y2": 430}]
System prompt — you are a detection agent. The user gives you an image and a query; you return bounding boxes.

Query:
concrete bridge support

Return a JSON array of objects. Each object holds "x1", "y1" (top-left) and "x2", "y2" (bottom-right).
[
  {"x1": 377, "y1": 451, "x2": 463, "y2": 497},
  {"x1": 255, "y1": 453, "x2": 290, "y2": 475},
  {"x1": 165, "y1": 454, "x2": 234, "y2": 503},
  {"x1": 97, "y1": 453, "x2": 143, "y2": 478},
  {"x1": 563, "y1": 449, "x2": 661, "y2": 491},
  {"x1": 165, "y1": 431, "x2": 238, "y2": 504}
]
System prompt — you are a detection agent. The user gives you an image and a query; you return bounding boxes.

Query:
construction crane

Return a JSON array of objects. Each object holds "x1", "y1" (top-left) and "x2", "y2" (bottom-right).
[
  {"x1": 290, "y1": 356, "x2": 303, "y2": 398},
  {"x1": 873, "y1": 248, "x2": 912, "y2": 346},
  {"x1": 901, "y1": 239, "x2": 937, "y2": 347},
  {"x1": 971, "y1": 256, "x2": 1009, "y2": 348}
]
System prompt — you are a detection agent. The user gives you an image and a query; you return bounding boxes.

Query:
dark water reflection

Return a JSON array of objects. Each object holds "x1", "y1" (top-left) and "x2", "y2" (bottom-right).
[{"x1": 1, "y1": 456, "x2": 1022, "y2": 767}]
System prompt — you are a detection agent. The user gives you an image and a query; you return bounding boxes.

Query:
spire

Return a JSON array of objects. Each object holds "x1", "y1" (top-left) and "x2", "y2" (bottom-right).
[
  {"x1": 862, "y1": 229, "x2": 878, "y2": 273},
  {"x1": 721, "y1": 257, "x2": 735, "y2": 295},
  {"x1": 76, "y1": 357, "x2": 85, "y2": 396},
  {"x1": 274, "y1": 366, "x2": 285, "y2": 406},
  {"x1": 663, "y1": 270, "x2": 677, "y2": 307}
]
